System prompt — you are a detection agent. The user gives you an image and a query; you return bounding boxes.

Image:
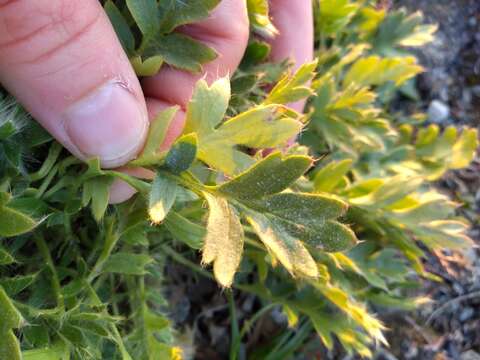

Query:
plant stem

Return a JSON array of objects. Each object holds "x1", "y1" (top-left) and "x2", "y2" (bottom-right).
[
  {"x1": 35, "y1": 163, "x2": 59, "y2": 199},
  {"x1": 29, "y1": 142, "x2": 62, "y2": 181},
  {"x1": 159, "y1": 244, "x2": 214, "y2": 280},
  {"x1": 227, "y1": 291, "x2": 241, "y2": 360},
  {"x1": 34, "y1": 235, "x2": 64, "y2": 311},
  {"x1": 85, "y1": 283, "x2": 132, "y2": 360},
  {"x1": 240, "y1": 303, "x2": 277, "y2": 338},
  {"x1": 88, "y1": 218, "x2": 119, "y2": 283}
]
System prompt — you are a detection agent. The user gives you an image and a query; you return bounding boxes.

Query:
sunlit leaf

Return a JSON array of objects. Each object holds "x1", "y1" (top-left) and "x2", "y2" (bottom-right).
[
  {"x1": 185, "y1": 79, "x2": 302, "y2": 174},
  {"x1": 202, "y1": 192, "x2": 244, "y2": 287},
  {"x1": 149, "y1": 175, "x2": 177, "y2": 223},
  {"x1": 131, "y1": 55, "x2": 164, "y2": 77},
  {"x1": 246, "y1": 211, "x2": 318, "y2": 278},
  {"x1": 247, "y1": 0, "x2": 278, "y2": 37},
  {"x1": 264, "y1": 60, "x2": 317, "y2": 105},
  {"x1": 343, "y1": 56, "x2": 423, "y2": 88},
  {"x1": 314, "y1": 159, "x2": 353, "y2": 193}
]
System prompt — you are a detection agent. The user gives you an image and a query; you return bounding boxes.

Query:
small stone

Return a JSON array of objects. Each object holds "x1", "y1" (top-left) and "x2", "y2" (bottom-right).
[
  {"x1": 428, "y1": 100, "x2": 450, "y2": 123},
  {"x1": 270, "y1": 306, "x2": 287, "y2": 325},
  {"x1": 461, "y1": 350, "x2": 480, "y2": 360},
  {"x1": 459, "y1": 307, "x2": 475, "y2": 322}
]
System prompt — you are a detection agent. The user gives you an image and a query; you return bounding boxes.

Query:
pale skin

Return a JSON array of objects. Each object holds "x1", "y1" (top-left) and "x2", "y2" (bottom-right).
[{"x1": 0, "y1": 0, "x2": 313, "y2": 203}]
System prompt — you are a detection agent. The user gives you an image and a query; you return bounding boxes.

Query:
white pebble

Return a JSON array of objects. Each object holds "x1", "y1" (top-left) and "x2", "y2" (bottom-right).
[{"x1": 428, "y1": 100, "x2": 450, "y2": 123}]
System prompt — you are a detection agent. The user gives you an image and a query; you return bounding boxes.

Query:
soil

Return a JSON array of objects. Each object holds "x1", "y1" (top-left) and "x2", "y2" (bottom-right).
[{"x1": 398, "y1": 0, "x2": 480, "y2": 126}]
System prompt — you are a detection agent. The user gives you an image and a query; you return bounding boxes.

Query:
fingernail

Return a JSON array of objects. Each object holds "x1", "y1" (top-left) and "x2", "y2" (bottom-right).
[{"x1": 64, "y1": 81, "x2": 148, "y2": 168}]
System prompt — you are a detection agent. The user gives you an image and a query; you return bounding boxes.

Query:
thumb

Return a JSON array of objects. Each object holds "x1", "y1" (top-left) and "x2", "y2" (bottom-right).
[{"x1": 0, "y1": 0, "x2": 148, "y2": 168}]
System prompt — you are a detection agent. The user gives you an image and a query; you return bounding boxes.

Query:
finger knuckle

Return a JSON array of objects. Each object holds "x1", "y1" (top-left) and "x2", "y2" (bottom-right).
[{"x1": 0, "y1": 0, "x2": 101, "y2": 64}]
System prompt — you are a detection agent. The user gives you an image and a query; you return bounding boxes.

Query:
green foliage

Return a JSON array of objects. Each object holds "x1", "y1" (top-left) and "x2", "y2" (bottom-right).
[
  {"x1": 0, "y1": 1, "x2": 477, "y2": 359},
  {"x1": 247, "y1": 0, "x2": 278, "y2": 38},
  {"x1": 105, "y1": 0, "x2": 219, "y2": 75}
]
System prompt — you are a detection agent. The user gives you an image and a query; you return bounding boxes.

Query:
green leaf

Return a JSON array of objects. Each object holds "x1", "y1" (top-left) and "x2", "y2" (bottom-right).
[
  {"x1": 164, "y1": 211, "x2": 205, "y2": 249},
  {"x1": 0, "y1": 286, "x2": 23, "y2": 332},
  {"x1": 309, "y1": 313, "x2": 372, "y2": 357},
  {"x1": 314, "y1": 283, "x2": 386, "y2": 345},
  {"x1": 149, "y1": 175, "x2": 177, "y2": 223},
  {"x1": 104, "y1": 1, "x2": 135, "y2": 54},
  {"x1": 372, "y1": 9, "x2": 436, "y2": 52},
  {"x1": 144, "y1": 33, "x2": 217, "y2": 73},
  {"x1": 103, "y1": 253, "x2": 154, "y2": 275},
  {"x1": 246, "y1": 211, "x2": 318, "y2": 278},
  {"x1": 0, "y1": 331, "x2": 21, "y2": 360},
  {"x1": 144, "y1": 310, "x2": 170, "y2": 331},
  {"x1": 165, "y1": 133, "x2": 197, "y2": 174},
  {"x1": 158, "y1": 0, "x2": 220, "y2": 33},
  {"x1": 126, "y1": 0, "x2": 159, "y2": 36},
  {"x1": 347, "y1": 176, "x2": 423, "y2": 209},
  {"x1": 247, "y1": 0, "x2": 278, "y2": 38},
  {"x1": 131, "y1": 55, "x2": 164, "y2": 77},
  {"x1": 0, "y1": 274, "x2": 36, "y2": 296},
  {"x1": 317, "y1": 0, "x2": 359, "y2": 35},
  {"x1": 0, "y1": 205, "x2": 38, "y2": 237},
  {"x1": 202, "y1": 192, "x2": 244, "y2": 287},
  {"x1": 251, "y1": 193, "x2": 347, "y2": 225},
  {"x1": 399, "y1": 24, "x2": 437, "y2": 47},
  {"x1": 314, "y1": 159, "x2": 353, "y2": 193},
  {"x1": 61, "y1": 324, "x2": 86, "y2": 344},
  {"x1": 82, "y1": 176, "x2": 114, "y2": 222},
  {"x1": 22, "y1": 343, "x2": 70, "y2": 360},
  {"x1": 0, "y1": 247, "x2": 14, "y2": 265},
  {"x1": 185, "y1": 78, "x2": 303, "y2": 174},
  {"x1": 0, "y1": 192, "x2": 10, "y2": 207},
  {"x1": 0, "y1": 120, "x2": 16, "y2": 141},
  {"x1": 243, "y1": 41, "x2": 271, "y2": 65},
  {"x1": 295, "y1": 221, "x2": 358, "y2": 253},
  {"x1": 214, "y1": 106, "x2": 302, "y2": 149},
  {"x1": 343, "y1": 56, "x2": 423, "y2": 88},
  {"x1": 450, "y1": 128, "x2": 478, "y2": 169},
  {"x1": 264, "y1": 60, "x2": 317, "y2": 105},
  {"x1": 414, "y1": 220, "x2": 473, "y2": 249},
  {"x1": 105, "y1": 171, "x2": 151, "y2": 195},
  {"x1": 8, "y1": 197, "x2": 48, "y2": 220},
  {"x1": 134, "y1": 106, "x2": 178, "y2": 166},
  {"x1": 216, "y1": 152, "x2": 312, "y2": 199},
  {"x1": 250, "y1": 193, "x2": 356, "y2": 253},
  {"x1": 184, "y1": 77, "x2": 231, "y2": 133}
]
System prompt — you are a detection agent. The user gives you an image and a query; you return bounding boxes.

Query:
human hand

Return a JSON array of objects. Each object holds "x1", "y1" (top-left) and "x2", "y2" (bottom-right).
[{"x1": 0, "y1": 0, "x2": 313, "y2": 202}]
